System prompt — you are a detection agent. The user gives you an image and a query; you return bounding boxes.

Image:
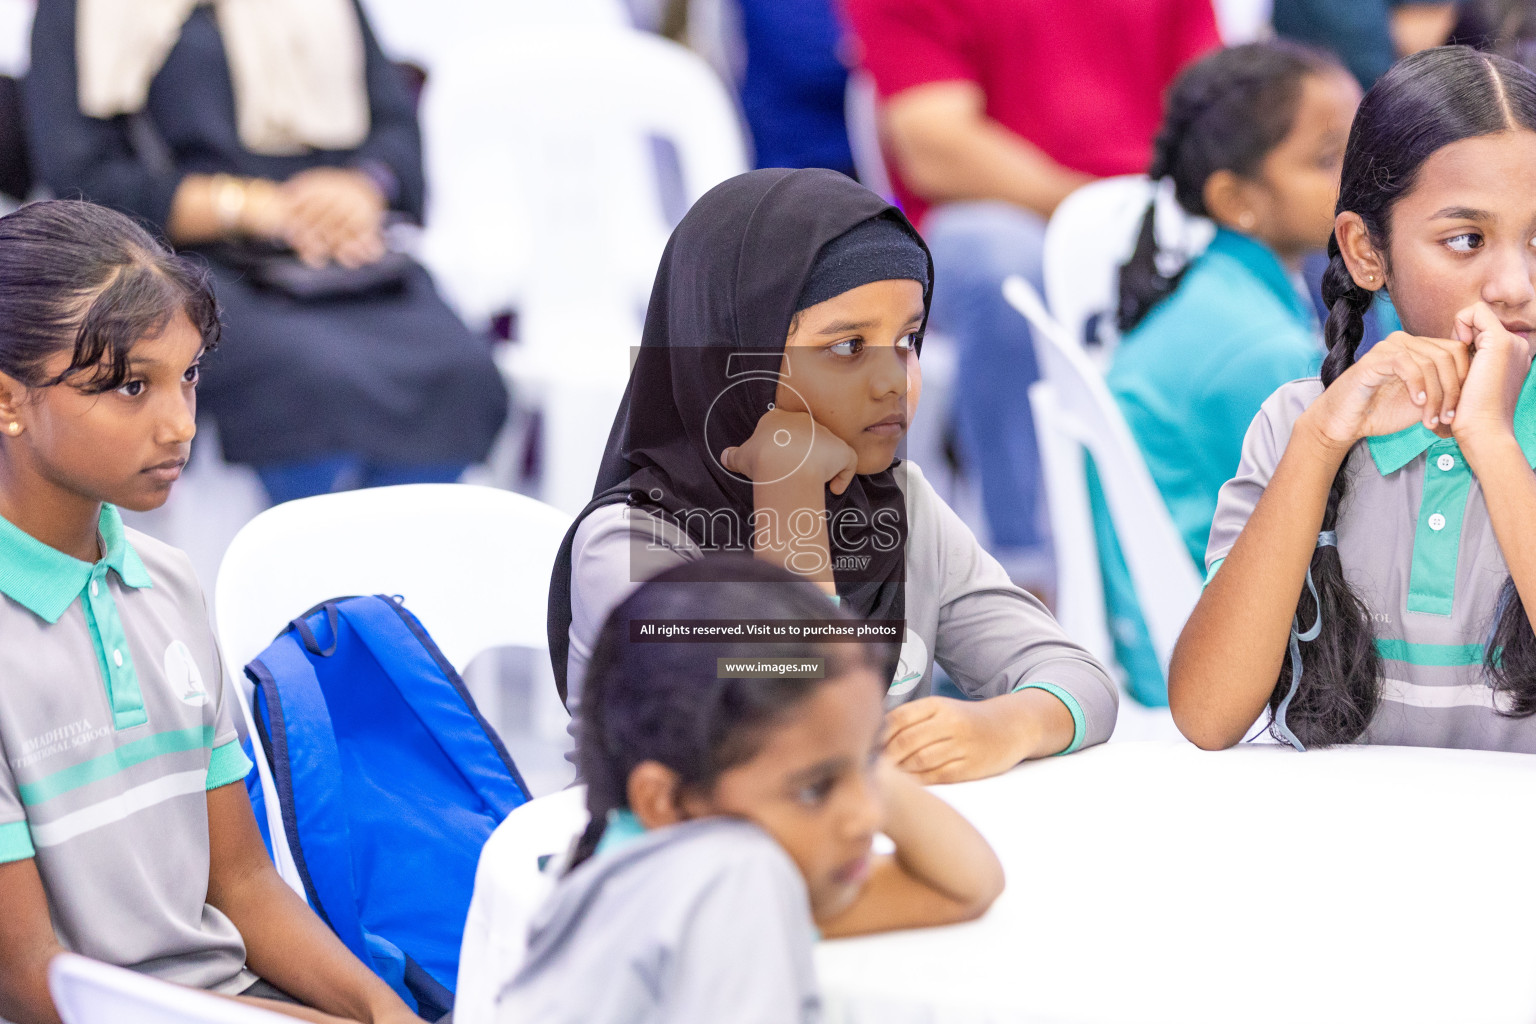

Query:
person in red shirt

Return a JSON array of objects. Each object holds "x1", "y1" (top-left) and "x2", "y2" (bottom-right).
[{"x1": 845, "y1": 0, "x2": 1220, "y2": 577}]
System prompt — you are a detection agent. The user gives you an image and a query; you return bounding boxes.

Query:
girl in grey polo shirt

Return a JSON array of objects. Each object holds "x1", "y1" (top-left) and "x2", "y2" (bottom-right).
[
  {"x1": 500, "y1": 559, "x2": 1003, "y2": 1023},
  {"x1": 1170, "y1": 47, "x2": 1536, "y2": 754},
  {"x1": 0, "y1": 202, "x2": 420, "y2": 1024}
]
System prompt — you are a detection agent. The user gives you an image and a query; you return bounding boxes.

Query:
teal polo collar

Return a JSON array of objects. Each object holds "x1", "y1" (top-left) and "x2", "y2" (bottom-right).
[
  {"x1": 1367, "y1": 362, "x2": 1536, "y2": 475},
  {"x1": 1206, "y1": 228, "x2": 1314, "y2": 329},
  {"x1": 594, "y1": 808, "x2": 648, "y2": 857},
  {"x1": 0, "y1": 505, "x2": 152, "y2": 623}
]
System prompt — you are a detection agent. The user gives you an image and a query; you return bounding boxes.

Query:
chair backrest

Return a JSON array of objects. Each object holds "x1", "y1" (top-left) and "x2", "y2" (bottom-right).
[
  {"x1": 1024, "y1": 380, "x2": 1112, "y2": 668},
  {"x1": 455, "y1": 785, "x2": 590, "y2": 1024},
  {"x1": 1003, "y1": 277, "x2": 1200, "y2": 671},
  {"x1": 0, "y1": 0, "x2": 32, "y2": 77},
  {"x1": 361, "y1": 0, "x2": 631, "y2": 68},
  {"x1": 417, "y1": 27, "x2": 749, "y2": 335},
  {"x1": 214, "y1": 484, "x2": 572, "y2": 679},
  {"x1": 1043, "y1": 176, "x2": 1156, "y2": 355},
  {"x1": 844, "y1": 69, "x2": 895, "y2": 202},
  {"x1": 1213, "y1": 0, "x2": 1273, "y2": 43},
  {"x1": 214, "y1": 484, "x2": 568, "y2": 921},
  {"x1": 1043, "y1": 176, "x2": 1214, "y2": 359},
  {"x1": 49, "y1": 954, "x2": 293, "y2": 1024}
]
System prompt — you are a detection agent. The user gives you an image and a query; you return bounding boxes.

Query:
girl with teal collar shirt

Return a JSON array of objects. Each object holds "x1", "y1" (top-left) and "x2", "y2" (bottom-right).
[
  {"x1": 500, "y1": 557, "x2": 1002, "y2": 1023},
  {"x1": 1094, "y1": 41, "x2": 1362, "y2": 704},
  {"x1": 0, "y1": 201, "x2": 421, "y2": 1024},
  {"x1": 1171, "y1": 46, "x2": 1536, "y2": 752}
]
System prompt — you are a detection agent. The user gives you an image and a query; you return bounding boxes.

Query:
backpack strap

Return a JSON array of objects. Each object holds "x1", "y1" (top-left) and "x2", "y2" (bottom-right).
[
  {"x1": 338, "y1": 596, "x2": 530, "y2": 813},
  {"x1": 247, "y1": 629, "x2": 372, "y2": 962}
]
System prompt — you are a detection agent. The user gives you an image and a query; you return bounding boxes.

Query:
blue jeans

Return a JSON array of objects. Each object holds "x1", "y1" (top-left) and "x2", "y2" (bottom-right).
[
  {"x1": 923, "y1": 202, "x2": 1049, "y2": 551},
  {"x1": 256, "y1": 457, "x2": 466, "y2": 506}
]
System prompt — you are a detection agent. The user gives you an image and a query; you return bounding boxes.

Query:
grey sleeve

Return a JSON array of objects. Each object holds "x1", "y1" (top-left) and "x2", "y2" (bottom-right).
[
  {"x1": 1206, "y1": 380, "x2": 1320, "y2": 578},
  {"x1": 667, "y1": 839, "x2": 821, "y2": 1024},
  {"x1": 919, "y1": 473, "x2": 1119, "y2": 751},
  {"x1": 564, "y1": 507, "x2": 699, "y2": 757}
]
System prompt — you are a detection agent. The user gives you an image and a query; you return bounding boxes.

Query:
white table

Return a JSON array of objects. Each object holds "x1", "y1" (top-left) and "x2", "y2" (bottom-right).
[{"x1": 817, "y1": 741, "x2": 1536, "y2": 1024}]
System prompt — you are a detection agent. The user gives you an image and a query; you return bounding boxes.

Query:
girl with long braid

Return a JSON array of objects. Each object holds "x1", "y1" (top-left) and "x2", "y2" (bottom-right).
[
  {"x1": 1170, "y1": 46, "x2": 1536, "y2": 751},
  {"x1": 1100, "y1": 41, "x2": 1359, "y2": 704}
]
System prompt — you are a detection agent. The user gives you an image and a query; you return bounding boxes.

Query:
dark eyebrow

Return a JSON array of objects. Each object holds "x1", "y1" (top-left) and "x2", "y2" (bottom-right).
[
  {"x1": 125, "y1": 345, "x2": 208, "y2": 372},
  {"x1": 816, "y1": 318, "x2": 880, "y2": 335},
  {"x1": 785, "y1": 756, "x2": 849, "y2": 787},
  {"x1": 814, "y1": 309, "x2": 926, "y2": 336},
  {"x1": 1430, "y1": 206, "x2": 1491, "y2": 221}
]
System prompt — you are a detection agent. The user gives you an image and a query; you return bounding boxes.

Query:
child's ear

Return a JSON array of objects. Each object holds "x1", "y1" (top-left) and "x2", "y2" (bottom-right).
[
  {"x1": 1335, "y1": 211, "x2": 1387, "y2": 292},
  {"x1": 1201, "y1": 169, "x2": 1263, "y2": 234},
  {"x1": 626, "y1": 761, "x2": 688, "y2": 830},
  {"x1": 0, "y1": 371, "x2": 28, "y2": 436}
]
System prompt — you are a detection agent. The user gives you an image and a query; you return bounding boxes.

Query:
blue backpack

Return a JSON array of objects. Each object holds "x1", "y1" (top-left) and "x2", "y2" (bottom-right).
[{"x1": 243, "y1": 594, "x2": 530, "y2": 1020}]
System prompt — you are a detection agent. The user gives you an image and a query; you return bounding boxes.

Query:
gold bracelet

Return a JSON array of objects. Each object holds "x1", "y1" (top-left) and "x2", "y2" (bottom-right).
[{"x1": 210, "y1": 174, "x2": 248, "y2": 235}]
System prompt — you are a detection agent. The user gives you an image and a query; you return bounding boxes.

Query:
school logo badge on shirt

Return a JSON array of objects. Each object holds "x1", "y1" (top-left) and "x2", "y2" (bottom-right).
[
  {"x1": 164, "y1": 640, "x2": 208, "y2": 707},
  {"x1": 887, "y1": 627, "x2": 927, "y2": 704}
]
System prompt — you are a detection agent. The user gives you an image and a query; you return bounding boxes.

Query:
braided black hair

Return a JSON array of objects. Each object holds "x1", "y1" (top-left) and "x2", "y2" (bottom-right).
[
  {"x1": 567, "y1": 556, "x2": 895, "y2": 871},
  {"x1": 1276, "y1": 46, "x2": 1536, "y2": 746},
  {"x1": 1118, "y1": 41, "x2": 1342, "y2": 333}
]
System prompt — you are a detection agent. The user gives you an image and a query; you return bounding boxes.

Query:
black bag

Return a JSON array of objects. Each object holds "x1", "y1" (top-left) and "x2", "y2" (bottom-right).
[{"x1": 203, "y1": 239, "x2": 415, "y2": 301}]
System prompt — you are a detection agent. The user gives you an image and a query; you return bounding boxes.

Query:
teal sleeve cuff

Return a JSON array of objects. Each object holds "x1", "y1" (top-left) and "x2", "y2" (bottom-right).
[
  {"x1": 0, "y1": 819, "x2": 35, "y2": 863},
  {"x1": 1203, "y1": 557, "x2": 1225, "y2": 588},
  {"x1": 207, "y1": 740, "x2": 254, "y2": 791},
  {"x1": 1012, "y1": 681, "x2": 1086, "y2": 755}
]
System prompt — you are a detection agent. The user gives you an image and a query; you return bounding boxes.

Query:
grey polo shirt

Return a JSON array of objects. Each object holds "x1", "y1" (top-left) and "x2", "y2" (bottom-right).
[
  {"x1": 1208, "y1": 374, "x2": 1536, "y2": 752},
  {"x1": 565, "y1": 461, "x2": 1118, "y2": 756},
  {"x1": 0, "y1": 505, "x2": 255, "y2": 992},
  {"x1": 496, "y1": 817, "x2": 822, "y2": 1024}
]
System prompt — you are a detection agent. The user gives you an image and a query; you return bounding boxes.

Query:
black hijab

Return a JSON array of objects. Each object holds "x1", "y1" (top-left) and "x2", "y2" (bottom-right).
[{"x1": 547, "y1": 168, "x2": 934, "y2": 699}]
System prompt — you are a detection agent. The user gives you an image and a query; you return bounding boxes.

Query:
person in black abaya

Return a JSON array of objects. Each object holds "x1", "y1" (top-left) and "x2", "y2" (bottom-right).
[
  {"x1": 549, "y1": 168, "x2": 1118, "y2": 784},
  {"x1": 24, "y1": 0, "x2": 508, "y2": 504}
]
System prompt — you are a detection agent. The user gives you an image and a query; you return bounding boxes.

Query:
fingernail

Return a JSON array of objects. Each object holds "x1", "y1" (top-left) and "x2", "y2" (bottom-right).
[
  {"x1": 1445, "y1": 409, "x2": 1455, "y2": 419},
  {"x1": 1417, "y1": 392, "x2": 1427, "y2": 403},
  {"x1": 1429, "y1": 416, "x2": 1439, "y2": 426}
]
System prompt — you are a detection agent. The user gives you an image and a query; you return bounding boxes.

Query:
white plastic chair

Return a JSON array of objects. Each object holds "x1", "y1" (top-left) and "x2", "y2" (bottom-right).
[
  {"x1": 845, "y1": 70, "x2": 896, "y2": 202},
  {"x1": 48, "y1": 954, "x2": 292, "y2": 1024},
  {"x1": 213, "y1": 484, "x2": 573, "y2": 892},
  {"x1": 455, "y1": 785, "x2": 590, "y2": 1024},
  {"x1": 1214, "y1": 0, "x2": 1274, "y2": 43},
  {"x1": 1003, "y1": 276, "x2": 1201, "y2": 684},
  {"x1": 360, "y1": 0, "x2": 630, "y2": 68},
  {"x1": 0, "y1": 0, "x2": 31, "y2": 77},
  {"x1": 685, "y1": 0, "x2": 745, "y2": 91},
  {"x1": 418, "y1": 27, "x2": 748, "y2": 513},
  {"x1": 1043, "y1": 175, "x2": 1214, "y2": 363}
]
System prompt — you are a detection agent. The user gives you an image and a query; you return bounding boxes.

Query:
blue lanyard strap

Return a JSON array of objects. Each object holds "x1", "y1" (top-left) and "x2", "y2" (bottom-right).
[{"x1": 1273, "y1": 531, "x2": 1338, "y2": 752}]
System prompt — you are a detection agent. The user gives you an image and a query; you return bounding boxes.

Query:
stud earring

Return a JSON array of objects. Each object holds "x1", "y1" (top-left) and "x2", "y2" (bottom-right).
[
  {"x1": 1239, "y1": 212, "x2": 1256, "y2": 230},
  {"x1": 5, "y1": 422, "x2": 19, "y2": 435}
]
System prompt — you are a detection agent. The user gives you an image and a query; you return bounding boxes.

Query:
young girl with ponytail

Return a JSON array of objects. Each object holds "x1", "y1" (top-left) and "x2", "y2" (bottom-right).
[
  {"x1": 499, "y1": 557, "x2": 1002, "y2": 1023},
  {"x1": 1170, "y1": 45, "x2": 1536, "y2": 752},
  {"x1": 0, "y1": 201, "x2": 419, "y2": 1024},
  {"x1": 1100, "y1": 41, "x2": 1359, "y2": 703}
]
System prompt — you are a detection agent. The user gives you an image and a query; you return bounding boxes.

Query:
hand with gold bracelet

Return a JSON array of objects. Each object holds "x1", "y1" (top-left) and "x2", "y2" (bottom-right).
[{"x1": 167, "y1": 170, "x2": 384, "y2": 269}]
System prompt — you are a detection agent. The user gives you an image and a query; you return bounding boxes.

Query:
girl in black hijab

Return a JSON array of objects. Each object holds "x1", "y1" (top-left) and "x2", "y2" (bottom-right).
[{"x1": 550, "y1": 169, "x2": 1116, "y2": 782}]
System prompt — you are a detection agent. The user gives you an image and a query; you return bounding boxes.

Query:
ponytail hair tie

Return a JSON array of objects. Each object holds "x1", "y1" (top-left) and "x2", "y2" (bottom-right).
[{"x1": 1273, "y1": 530, "x2": 1338, "y2": 751}]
